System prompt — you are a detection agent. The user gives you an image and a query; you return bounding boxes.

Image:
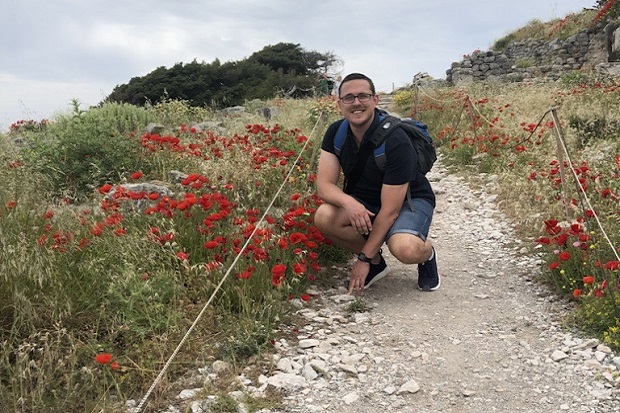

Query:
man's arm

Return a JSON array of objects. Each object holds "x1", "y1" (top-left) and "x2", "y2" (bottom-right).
[
  {"x1": 358, "y1": 183, "x2": 408, "y2": 259},
  {"x1": 347, "y1": 182, "x2": 408, "y2": 293},
  {"x1": 316, "y1": 149, "x2": 374, "y2": 234}
]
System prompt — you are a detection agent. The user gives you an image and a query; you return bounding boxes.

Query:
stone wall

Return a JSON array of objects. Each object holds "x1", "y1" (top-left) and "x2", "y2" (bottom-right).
[{"x1": 446, "y1": 18, "x2": 620, "y2": 85}]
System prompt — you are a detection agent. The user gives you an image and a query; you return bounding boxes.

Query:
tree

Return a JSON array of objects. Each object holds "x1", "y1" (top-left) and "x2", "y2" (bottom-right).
[{"x1": 105, "y1": 43, "x2": 342, "y2": 108}]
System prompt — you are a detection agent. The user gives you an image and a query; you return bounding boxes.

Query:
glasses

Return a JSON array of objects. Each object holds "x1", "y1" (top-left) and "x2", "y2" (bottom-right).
[{"x1": 340, "y1": 93, "x2": 374, "y2": 104}]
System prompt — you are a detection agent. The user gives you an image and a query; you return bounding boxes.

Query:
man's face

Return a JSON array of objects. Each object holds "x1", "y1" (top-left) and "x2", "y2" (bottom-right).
[{"x1": 337, "y1": 79, "x2": 379, "y2": 129}]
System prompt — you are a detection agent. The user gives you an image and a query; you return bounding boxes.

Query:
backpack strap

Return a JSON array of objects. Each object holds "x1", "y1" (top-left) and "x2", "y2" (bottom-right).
[
  {"x1": 371, "y1": 115, "x2": 402, "y2": 171},
  {"x1": 333, "y1": 120, "x2": 348, "y2": 157},
  {"x1": 369, "y1": 115, "x2": 416, "y2": 211}
]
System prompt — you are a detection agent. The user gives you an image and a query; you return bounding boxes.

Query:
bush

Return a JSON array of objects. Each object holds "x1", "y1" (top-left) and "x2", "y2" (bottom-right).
[{"x1": 21, "y1": 101, "x2": 154, "y2": 200}]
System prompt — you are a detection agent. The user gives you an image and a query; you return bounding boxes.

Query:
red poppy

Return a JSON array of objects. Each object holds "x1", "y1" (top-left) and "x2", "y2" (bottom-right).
[
  {"x1": 98, "y1": 183, "x2": 113, "y2": 194},
  {"x1": 293, "y1": 262, "x2": 307, "y2": 275},
  {"x1": 572, "y1": 289, "x2": 582, "y2": 298},
  {"x1": 113, "y1": 227, "x2": 127, "y2": 236},
  {"x1": 604, "y1": 260, "x2": 619, "y2": 271},
  {"x1": 548, "y1": 262, "x2": 560, "y2": 270},
  {"x1": 43, "y1": 210, "x2": 54, "y2": 219},
  {"x1": 277, "y1": 237, "x2": 288, "y2": 249},
  {"x1": 204, "y1": 240, "x2": 219, "y2": 249},
  {"x1": 130, "y1": 171, "x2": 143, "y2": 180},
  {"x1": 583, "y1": 275, "x2": 595, "y2": 284},
  {"x1": 90, "y1": 223, "x2": 104, "y2": 237},
  {"x1": 544, "y1": 219, "x2": 561, "y2": 235},
  {"x1": 176, "y1": 251, "x2": 189, "y2": 260},
  {"x1": 558, "y1": 251, "x2": 571, "y2": 261},
  {"x1": 289, "y1": 232, "x2": 307, "y2": 244},
  {"x1": 236, "y1": 266, "x2": 255, "y2": 280},
  {"x1": 95, "y1": 353, "x2": 113, "y2": 364},
  {"x1": 110, "y1": 362, "x2": 120, "y2": 370},
  {"x1": 271, "y1": 264, "x2": 286, "y2": 287},
  {"x1": 300, "y1": 293, "x2": 311, "y2": 302}
]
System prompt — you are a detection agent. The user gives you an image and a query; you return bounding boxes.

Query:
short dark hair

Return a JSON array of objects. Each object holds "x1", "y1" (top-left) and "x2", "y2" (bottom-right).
[{"x1": 339, "y1": 73, "x2": 376, "y2": 96}]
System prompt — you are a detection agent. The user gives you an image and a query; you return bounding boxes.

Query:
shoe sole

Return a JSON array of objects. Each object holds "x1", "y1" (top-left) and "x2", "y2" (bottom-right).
[
  {"x1": 418, "y1": 273, "x2": 441, "y2": 291},
  {"x1": 364, "y1": 267, "x2": 390, "y2": 289}
]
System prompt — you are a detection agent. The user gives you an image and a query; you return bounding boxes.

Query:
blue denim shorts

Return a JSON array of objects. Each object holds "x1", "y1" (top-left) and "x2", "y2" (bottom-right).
[
  {"x1": 356, "y1": 197, "x2": 434, "y2": 242},
  {"x1": 387, "y1": 198, "x2": 434, "y2": 241}
]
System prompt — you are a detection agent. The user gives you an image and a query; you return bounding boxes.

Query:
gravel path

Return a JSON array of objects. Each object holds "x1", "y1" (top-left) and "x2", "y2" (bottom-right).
[{"x1": 262, "y1": 161, "x2": 620, "y2": 413}]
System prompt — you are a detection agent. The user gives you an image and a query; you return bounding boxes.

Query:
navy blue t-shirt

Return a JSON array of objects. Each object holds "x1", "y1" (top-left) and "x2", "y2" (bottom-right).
[{"x1": 321, "y1": 110, "x2": 435, "y2": 211}]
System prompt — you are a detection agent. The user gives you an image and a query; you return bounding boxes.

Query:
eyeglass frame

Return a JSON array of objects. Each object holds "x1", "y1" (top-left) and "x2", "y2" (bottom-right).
[{"x1": 339, "y1": 93, "x2": 375, "y2": 104}]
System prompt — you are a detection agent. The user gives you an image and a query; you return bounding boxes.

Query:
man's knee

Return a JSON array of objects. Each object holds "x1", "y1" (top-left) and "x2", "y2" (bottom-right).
[
  {"x1": 314, "y1": 204, "x2": 336, "y2": 233},
  {"x1": 388, "y1": 234, "x2": 431, "y2": 264}
]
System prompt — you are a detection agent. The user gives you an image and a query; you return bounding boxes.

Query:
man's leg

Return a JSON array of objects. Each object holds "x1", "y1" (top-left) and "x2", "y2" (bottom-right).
[
  {"x1": 386, "y1": 233, "x2": 432, "y2": 264},
  {"x1": 385, "y1": 198, "x2": 434, "y2": 264},
  {"x1": 314, "y1": 203, "x2": 366, "y2": 253},
  {"x1": 384, "y1": 198, "x2": 440, "y2": 291}
]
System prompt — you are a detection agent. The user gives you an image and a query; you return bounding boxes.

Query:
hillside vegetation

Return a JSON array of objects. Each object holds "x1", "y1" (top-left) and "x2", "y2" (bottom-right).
[{"x1": 492, "y1": 1, "x2": 619, "y2": 50}]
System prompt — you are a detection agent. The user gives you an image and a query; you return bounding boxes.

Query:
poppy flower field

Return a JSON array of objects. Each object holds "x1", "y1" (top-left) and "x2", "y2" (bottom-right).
[{"x1": 0, "y1": 98, "x2": 344, "y2": 411}]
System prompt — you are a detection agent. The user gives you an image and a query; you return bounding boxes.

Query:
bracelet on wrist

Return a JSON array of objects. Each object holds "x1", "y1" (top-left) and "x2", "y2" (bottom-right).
[{"x1": 356, "y1": 252, "x2": 372, "y2": 263}]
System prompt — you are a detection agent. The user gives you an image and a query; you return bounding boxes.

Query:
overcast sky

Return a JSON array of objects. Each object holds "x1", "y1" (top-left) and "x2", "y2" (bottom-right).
[{"x1": 1, "y1": 0, "x2": 591, "y2": 131}]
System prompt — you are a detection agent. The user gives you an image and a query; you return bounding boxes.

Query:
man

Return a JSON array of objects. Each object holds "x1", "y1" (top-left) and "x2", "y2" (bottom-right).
[{"x1": 314, "y1": 73, "x2": 439, "y2": 294}]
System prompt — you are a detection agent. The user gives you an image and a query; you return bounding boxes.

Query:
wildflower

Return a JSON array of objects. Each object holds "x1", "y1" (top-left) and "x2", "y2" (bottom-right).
[
  {"x1": 95, "y1": 353, "x2": 113, "y2": 364},
  {"x1": 204, "y1": 240, "x2": 219, "y2": 249},
  {"x1": 604, "y1": 260, "x2": 619, "y2": 271},
  {"x1": 176, "y1": 251, "x2": 189, "y2": 261},
  {"x1": 98, "y1": 183, "x2": 113, "y2": 194},
  {"x1": 558, "y1": 251, "x2": 571, "y2": 261},
  {"x1": 293, "y1": 262, "x2": 307, "y2": 275},
  {"x1": 573, "y1": 289, "x2": 582, "y2": 298},
  {"x1": 583, "y1": 275, "x2": 595, "y2": 284},
  {"x1": 289, "y1": 232, "x2": 307, "y2": 244},
  {"x1": 130, "y1": 171, "x2": 144, "y2": 180},
  {"x1": 271, "y1": 264, "x2": 286, "y2": 287},
  {"x1": 236, "y1": 266, "x2": 255, "y2": 280}
]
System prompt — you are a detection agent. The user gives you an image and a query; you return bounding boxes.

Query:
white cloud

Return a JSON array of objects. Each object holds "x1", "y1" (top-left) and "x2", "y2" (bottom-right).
[{"x1": 0, "y1": 0, "x2": 592, "y2": 129}]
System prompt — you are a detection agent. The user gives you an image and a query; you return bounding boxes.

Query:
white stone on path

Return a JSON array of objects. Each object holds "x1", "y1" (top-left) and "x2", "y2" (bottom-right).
[
  {"x1": 397, "y1": 380, "x2": 421, "y2": 395},
  {"x1": 342, "y1": 392, "x2": 359, "y2": 405}
]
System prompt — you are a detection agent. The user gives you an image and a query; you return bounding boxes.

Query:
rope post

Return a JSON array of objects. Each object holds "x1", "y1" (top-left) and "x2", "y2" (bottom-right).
[
  {"x1": 465, "y1": 96, "x2": 480, "y2": 151},
  {"x1": 413, "y1": 81, "x2": 420, "y2": 121},
  {"x1": 550, "y1": 108, "x2": 572, "y2": 221}
]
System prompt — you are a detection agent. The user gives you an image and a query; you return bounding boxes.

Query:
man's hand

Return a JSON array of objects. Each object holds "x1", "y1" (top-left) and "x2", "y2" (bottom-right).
[
  {"x1": 347, "y1": 260, "x2": 371, "y2": 294},
  {"x1": 345, "y1": 199, "x2": 375, "y2": 235}
]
